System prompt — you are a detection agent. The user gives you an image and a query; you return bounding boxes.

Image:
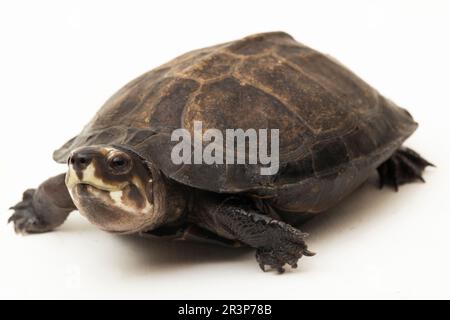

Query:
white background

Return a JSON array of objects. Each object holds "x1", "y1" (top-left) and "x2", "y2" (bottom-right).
[{"x1": 0, "y1": 0, "x2": 449, "y2": 299}]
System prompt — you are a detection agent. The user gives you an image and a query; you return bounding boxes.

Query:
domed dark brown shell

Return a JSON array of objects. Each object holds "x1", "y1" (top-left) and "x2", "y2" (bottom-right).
[{"x1": 53, "y1": 32, "x2": 417, "y2": 193}]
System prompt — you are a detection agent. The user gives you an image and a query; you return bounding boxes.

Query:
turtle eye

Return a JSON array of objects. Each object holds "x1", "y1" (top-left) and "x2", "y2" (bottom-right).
[{"x1": 108, "y1": 153, "x2": 132, "y2": 174}]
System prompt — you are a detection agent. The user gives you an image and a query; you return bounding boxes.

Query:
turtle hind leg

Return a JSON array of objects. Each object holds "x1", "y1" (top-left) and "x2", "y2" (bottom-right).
[{"x1": 377, "y1": 147, "x2": 434, "y2": 191}]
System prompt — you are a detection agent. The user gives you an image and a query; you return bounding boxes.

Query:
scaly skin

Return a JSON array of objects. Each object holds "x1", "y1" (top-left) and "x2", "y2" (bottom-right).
[
  {"x1": 377, "y1": 147, "x2": 434, "y2": 191},
  {"x1": 192, "y1": 197, "x2": 315, "y2": 273},
  {"x1": 9, "y1": 174, "x2": 76, "y2": 234}
]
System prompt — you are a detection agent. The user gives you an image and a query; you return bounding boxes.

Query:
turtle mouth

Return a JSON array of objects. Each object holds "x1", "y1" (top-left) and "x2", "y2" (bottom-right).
[
  {"x1": 74, "y1": 182, "x2": 127, "y2": 199},
  {"x1": 76, "y1": 182, "x2": 126, "y2": 193},
  {"x1": 73, "y1": 184, "x2": 123, "y2": 206},
  {"x1": 75, "y1": 183, "x2": 106, "y2": 197}
]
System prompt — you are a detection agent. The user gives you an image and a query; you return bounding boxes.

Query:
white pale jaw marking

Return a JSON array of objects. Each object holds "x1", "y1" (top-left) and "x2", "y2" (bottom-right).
[
  {"x1": 110, "y1": 190, "x2": 123, "y2": 203},
  {"x1": 108, "y1": 189, "x2": 153, "y2": 215}
]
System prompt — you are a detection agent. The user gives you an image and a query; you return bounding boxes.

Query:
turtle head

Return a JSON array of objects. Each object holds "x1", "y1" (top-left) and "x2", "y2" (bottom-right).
[{"x1": 65, "y1": 145, "x2": 163, "y2": 233}]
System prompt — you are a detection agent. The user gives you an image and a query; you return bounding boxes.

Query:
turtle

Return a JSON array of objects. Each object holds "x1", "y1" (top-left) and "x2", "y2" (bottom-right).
[{"x1": 9, "y1": 32, "x2": 433, "y2": 273}]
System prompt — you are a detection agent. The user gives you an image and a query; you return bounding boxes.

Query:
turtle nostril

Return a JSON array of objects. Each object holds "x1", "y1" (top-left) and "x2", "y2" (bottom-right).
[{"x1": 71, "y1": 152, "x2": 92, "y2": 170}]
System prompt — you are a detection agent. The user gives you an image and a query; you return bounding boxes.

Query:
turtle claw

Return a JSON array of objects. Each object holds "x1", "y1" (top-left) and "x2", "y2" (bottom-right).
[
  {"x1": 255, "y1": 223, "x2": 314, "y2": 273},
  {"x1": 377, "y1": 147, "x2": 433, "y2": 190},
  {"x1": 259, "y1": 263, "x2": 266, "y2": 272},
  {"x1": 303, "y1": 249, "x2": 316, "y2": 257},
  {"x1": 9, "y1": 213, "x2": 39, "y2": 235},
  {"x1": 8, "y1": 189, "x2": 49, "y2": 234}
]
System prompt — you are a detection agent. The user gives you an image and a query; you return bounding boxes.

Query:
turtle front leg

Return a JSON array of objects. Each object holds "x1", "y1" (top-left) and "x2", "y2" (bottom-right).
[
  {"x1": 192, "y1": 196, "x2": 315, "y2": 273},
  {"x1": 9, "y1": 174, "x2": 76, "y2": 234}
]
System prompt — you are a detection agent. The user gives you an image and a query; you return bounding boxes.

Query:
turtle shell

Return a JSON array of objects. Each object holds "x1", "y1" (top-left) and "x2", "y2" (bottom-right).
[{"x1": 53, "y1": 32, "x2": 417, "y2": 193}]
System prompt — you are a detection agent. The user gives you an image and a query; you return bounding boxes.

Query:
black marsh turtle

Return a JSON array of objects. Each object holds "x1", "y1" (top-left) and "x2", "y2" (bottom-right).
[{"x1": 9, "y1": 32, "x2": 433, "y2": 273}]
